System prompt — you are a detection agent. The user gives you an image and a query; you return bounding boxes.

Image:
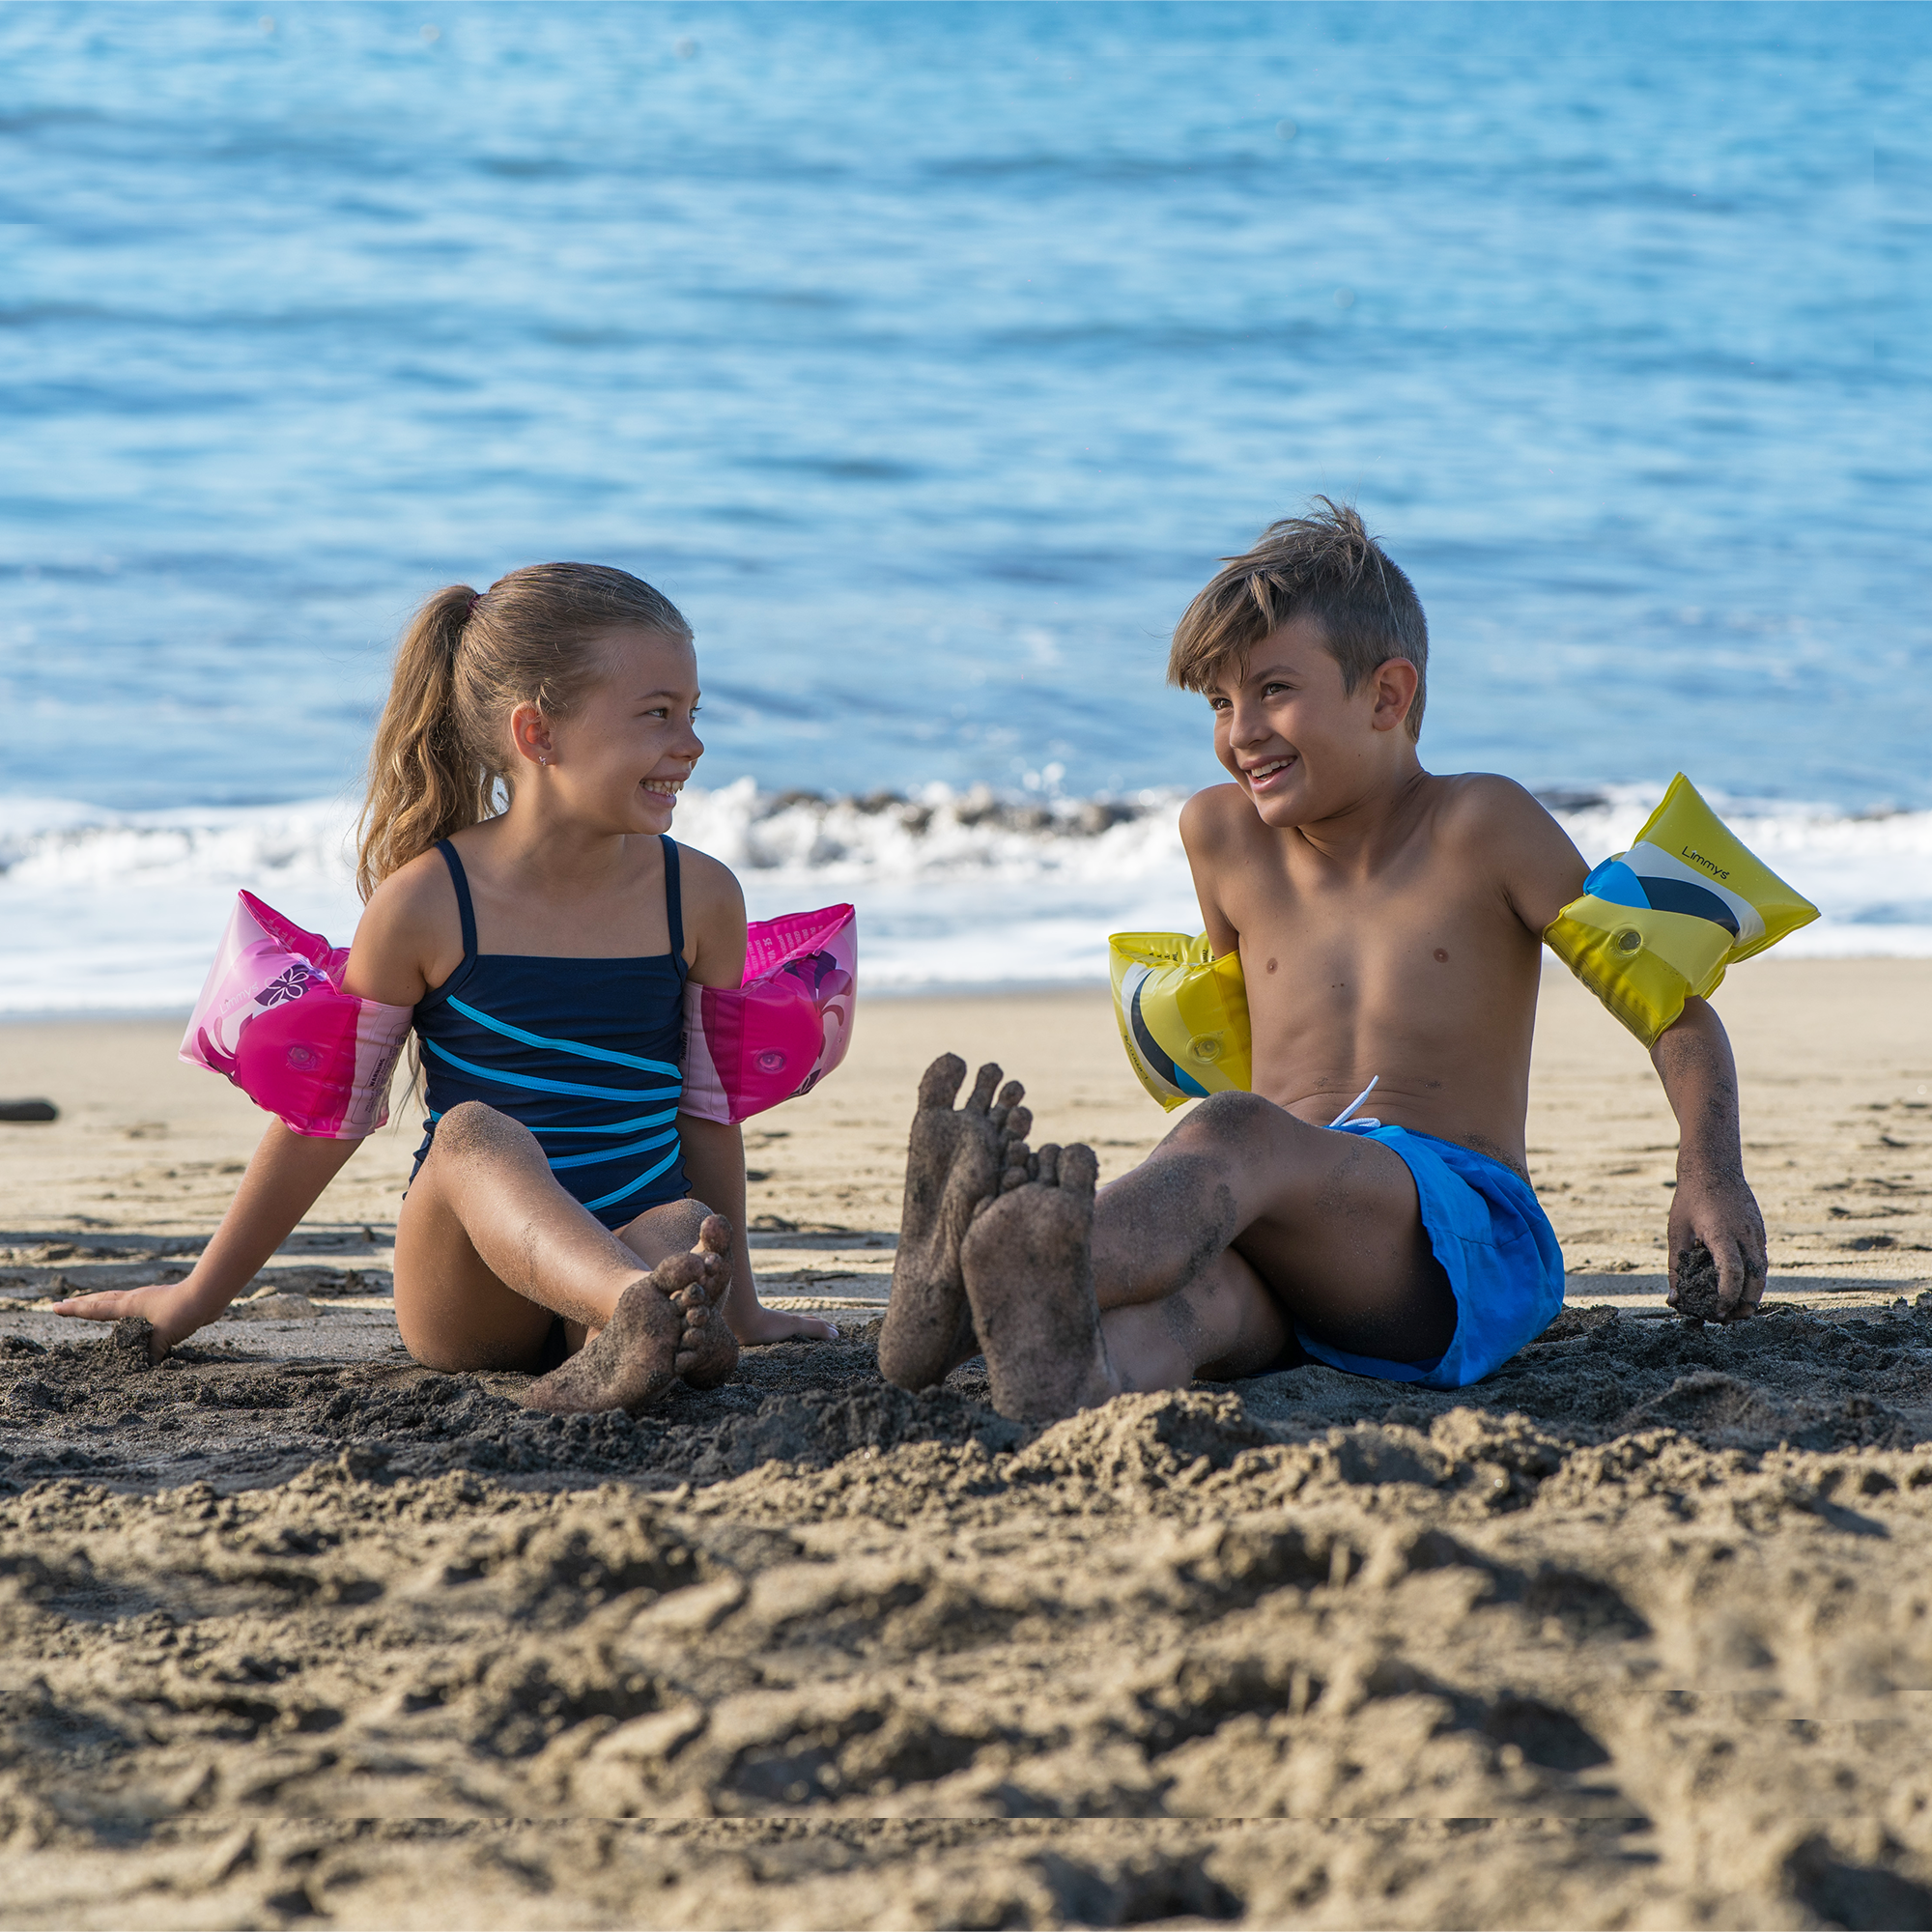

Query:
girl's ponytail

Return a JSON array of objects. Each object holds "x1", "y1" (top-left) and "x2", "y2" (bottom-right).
[
  {"x1": 355, "y1": 563, "x2": 694, "y2": 901},
  {"x1": 355, "y1": 584, "x2": 492, "y2": 900}
]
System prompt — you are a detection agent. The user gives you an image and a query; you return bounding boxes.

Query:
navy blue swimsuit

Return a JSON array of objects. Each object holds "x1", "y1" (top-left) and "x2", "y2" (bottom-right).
[{"x1": 411, "y1": 838, "x2": 691, "y2": 1228}]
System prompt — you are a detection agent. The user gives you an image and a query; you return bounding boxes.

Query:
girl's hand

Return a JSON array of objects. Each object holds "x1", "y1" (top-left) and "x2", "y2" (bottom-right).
[
  {"x1": 51, "y1": 1277, "x2": 222, "y2": 1362},
  {"x1": 55, "y1": 1122, "x2": 362, "y2": 1365},
  {"x1": 728, "y1": 1301, "x2": 840, "y2": 1346}
]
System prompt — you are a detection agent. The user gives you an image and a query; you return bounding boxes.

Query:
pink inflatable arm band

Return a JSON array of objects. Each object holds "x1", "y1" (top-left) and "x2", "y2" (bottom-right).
[
  {"x1": 179, "y1": 892, "x2": 412, "y2": 1141},
  {"x1": 680, "y1": 904, "x2": 857, "y2": 1125}
]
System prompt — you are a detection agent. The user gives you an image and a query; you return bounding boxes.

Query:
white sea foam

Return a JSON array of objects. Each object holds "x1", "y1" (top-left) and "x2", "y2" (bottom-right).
[{"x1": 2, "y1": 780, "x2": 1928, "y2": 1015}]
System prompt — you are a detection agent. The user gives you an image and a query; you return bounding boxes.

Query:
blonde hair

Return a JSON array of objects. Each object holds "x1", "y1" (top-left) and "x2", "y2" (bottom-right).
[
  {"x1": 356, "y1": 563, "x2": 691, "y2": 899},
  {"x1": 1168, "y1": 498, "x2": 1429, "y2": 740}
]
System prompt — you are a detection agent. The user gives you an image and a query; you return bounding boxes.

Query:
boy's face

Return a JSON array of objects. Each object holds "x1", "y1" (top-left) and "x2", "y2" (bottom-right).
[{"x1": 1204, "y1": 615, "x2": 1394, "y2": 828}]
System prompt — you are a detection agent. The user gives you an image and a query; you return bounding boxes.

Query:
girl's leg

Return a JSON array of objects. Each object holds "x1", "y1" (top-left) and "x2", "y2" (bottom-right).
[
  {"x1": 524, "y1": 1197, "x2": 741, "y2": 1388},
  {"x1": 614, "y1": 1197, "x2": 738, "y2": 1388},
  {"x1": 392, "y1": 1101, "x2": 730, "y2": 1408}
]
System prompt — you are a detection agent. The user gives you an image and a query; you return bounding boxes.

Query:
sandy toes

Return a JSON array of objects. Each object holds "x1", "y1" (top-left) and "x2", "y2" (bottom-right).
[
  {"x1": 524, "y1": 1222, "x2": 733, "y2": 1416},
  {"x1": 671, "y1": 1214, "x2": 740, "y2": 1390},
  {"x1": 961, "y1": 1142, "x2": 1118, "y2": 1423},
  {"x1": 879, "y1": 1054, "x2": 1032, "y2": 1391}
]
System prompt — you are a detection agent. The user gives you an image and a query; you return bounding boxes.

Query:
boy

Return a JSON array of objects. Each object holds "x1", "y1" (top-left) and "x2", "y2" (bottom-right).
[{"x1": 879, "y1": 500, "x2": 1768, "y2": 1422}]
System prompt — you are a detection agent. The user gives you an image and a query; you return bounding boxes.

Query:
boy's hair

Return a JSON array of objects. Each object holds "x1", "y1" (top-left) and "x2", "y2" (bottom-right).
[
  {"x1": 1168, "y1": 497, "x2": 1428, "y2": 739},
  {"x1": 356, "y1": 563, "x2": 691, "y2": 899}
]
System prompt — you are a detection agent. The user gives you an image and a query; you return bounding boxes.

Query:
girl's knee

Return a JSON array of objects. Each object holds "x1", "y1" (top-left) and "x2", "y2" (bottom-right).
[
  {"x1": 434, "y1": 1099, "x2": 526, "y2": 1156},
  {"x1": 618, "y1": 1195, "x2": 713, "y2": 1259},
  {"x1": 660, "y1": 1196, "x2": 713, "y2": 1244}
]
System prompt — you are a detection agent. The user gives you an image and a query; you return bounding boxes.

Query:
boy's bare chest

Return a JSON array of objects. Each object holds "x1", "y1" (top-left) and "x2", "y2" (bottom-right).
[{"x1": 1220, "y1": 848, "x2": 1523, "y2": 1011}]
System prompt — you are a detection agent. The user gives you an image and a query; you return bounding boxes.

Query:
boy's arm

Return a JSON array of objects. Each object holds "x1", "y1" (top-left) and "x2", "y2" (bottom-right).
[
  {"x1": 1650, "y1": 999, "x2": 1767, "y2": 1320},
  {"x1": 1179, "y1": 787, "x2": 1243, "y2": 955},
  {"x1": 1487, "y1": 779, "x2": 1767, "y2": 1320}
]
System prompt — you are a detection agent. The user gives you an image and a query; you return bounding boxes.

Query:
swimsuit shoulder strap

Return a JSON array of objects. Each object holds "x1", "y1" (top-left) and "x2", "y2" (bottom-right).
[
  {"x1": 435, "y1": 839, "x2": 479, "y2": 962},
  {"x1": 661, "y1": 836, "x2": 684, "y2": 962}
]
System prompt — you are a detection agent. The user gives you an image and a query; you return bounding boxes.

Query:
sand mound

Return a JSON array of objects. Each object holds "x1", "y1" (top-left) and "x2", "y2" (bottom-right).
[{"x1": 3, "y1": 1301, "x2": 1932, "y2": 1926}]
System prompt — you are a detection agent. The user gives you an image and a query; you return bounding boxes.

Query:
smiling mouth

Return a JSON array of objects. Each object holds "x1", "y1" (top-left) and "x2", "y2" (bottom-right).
[
  {"x1": 640, "y1": 778, "x2": 686, "y2": 802},
  {"x1": 1243, "y1": 755, "x2": 1296, "y2": 788}
]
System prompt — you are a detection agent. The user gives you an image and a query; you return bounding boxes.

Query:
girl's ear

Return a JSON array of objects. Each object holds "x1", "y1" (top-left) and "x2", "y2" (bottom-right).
[{"x1": 509, "y1": 701, "x2": 554, "y2": 767}]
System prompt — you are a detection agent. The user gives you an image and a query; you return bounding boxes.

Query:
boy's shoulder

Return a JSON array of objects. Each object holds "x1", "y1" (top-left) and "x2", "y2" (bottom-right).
[
  {"x1": 1178, "y1": 781, "x2": 1261, "y2": 849},
  {"x1": 1425, "y1": 773, "x2": 1589, "y2": 934},
  {"x1": 1424, "y1": 771, "x2": 1558, "y2": 844}
]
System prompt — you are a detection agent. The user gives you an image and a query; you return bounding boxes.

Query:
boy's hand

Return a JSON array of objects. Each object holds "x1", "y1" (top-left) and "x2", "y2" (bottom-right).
[
  {"x1": 1650, "y1": 998, "x2": 1766, "y2": 1322},
  {"x1": 51, "y1": 1278, "x2": 220, "y2": 1362},
  {"x1": 1665, "y1": 1173, "x2": 1767, "y2": 1321}
]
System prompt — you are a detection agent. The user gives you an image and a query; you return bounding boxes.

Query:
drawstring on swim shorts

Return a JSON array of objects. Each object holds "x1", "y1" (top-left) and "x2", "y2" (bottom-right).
[{"x1": 1329, "y1": 1074, "x2": 1380, "y2": 1128}]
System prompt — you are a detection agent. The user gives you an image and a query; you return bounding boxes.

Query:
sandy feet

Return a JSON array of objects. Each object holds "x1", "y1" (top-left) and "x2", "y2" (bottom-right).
[
  {"x1": 961, "y1": 1143, "x2": 1119, "y2": 1424},
  {"x1": 879, "y1": 1056, "x2": 1032, "y2": 1391},
  {"x1": 671, "y1": 1215, "x2": 742, "y2": 1391},
  {"x1": 524, "y1": 1217, "x2": 736, "y2": 1416}
]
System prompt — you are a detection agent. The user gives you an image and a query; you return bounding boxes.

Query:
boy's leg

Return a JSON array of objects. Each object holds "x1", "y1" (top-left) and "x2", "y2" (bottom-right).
[
  {"x1": 960, "y1": 1092, "x2": 1456, "y2": 1421},
  {"x1": 1091, "y1": 1091, "x2": 1455, "y2": 1363},
  {"x1": 1096, "y1": 1243, "x2": 1293, "y2": 1392},
  {"x1": 393, "y1": 1100, "x2": 729, "y2": 1411}
]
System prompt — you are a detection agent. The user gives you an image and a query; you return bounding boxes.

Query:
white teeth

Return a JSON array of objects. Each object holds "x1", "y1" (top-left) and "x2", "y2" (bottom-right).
[{"x1": 1249, "y1": 758, "x2": 1292, "y2": 780}]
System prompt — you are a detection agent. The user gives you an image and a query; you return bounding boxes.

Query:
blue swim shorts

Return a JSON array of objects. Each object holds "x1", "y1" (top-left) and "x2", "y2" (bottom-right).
[{"x1": 1292, "y1": 1121, "x2": 1565, "y2": 1390}]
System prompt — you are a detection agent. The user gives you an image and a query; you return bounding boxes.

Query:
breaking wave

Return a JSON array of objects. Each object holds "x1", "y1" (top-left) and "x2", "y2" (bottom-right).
[{"x1": 3, "y1": 779, "x2": 1929, "y2": 1013}]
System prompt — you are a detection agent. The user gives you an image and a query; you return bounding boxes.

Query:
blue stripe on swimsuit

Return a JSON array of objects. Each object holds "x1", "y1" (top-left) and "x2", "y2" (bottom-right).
[
  {"x1": 1293, "y1": 1120, "x2": 1566, "y2": 1390},
  {"x1": 410, "y1": 837, "x2": 692, "y2": 1231}
]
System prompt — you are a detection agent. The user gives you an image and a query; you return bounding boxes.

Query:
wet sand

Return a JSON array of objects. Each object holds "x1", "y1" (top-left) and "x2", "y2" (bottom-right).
[{"x1": 2, "y1": 959, "x2": 1930, "y2": 1927}]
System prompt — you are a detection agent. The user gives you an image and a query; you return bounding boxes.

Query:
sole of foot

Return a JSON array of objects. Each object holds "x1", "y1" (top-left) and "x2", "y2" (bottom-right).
[
  {"x1": 523, "y1": 1224, "x2": 731, "y2": 1416},
  {"x1": 880, "y1": 1053, "x2": 1033, "y2": 1391},
  {"x1": 960, "y1": 1142, "x2": 1117, "y2": 1424}
]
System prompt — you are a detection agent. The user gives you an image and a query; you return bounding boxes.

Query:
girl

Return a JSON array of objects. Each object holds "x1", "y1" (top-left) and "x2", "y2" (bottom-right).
[{"x1": 55, "y1": 564, "x2": 837, "y2": 1412}]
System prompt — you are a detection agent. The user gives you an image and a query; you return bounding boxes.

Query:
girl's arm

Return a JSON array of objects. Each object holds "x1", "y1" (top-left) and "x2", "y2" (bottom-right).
[
  {"x1": 52, "y1": 1123, "x2": 358, "y2": 1358},
  {"x1": 53, "y1": 857, "x2": 445, "y2": 1361},
  {"x1": 678, "y1": 1114, "x2": 837, "y2": 1344},
  {"x1": 680, "y1": 847, "x2": 837, "y2": 1345}
]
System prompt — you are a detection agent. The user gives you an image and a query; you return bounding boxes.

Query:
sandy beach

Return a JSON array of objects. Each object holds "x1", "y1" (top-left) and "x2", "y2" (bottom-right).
[{"x1": 3, "y1": 958, "x2": 1930, "y2": 1927}]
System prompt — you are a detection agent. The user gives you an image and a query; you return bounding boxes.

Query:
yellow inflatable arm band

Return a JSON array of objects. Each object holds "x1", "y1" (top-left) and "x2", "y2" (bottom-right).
[
  {"x1": 1108, "y1": 930, "x2": 1253, "y2": 1111},
  {"x1": 1543, "y1": 773, "x2": 1818, "y2": 1047}
]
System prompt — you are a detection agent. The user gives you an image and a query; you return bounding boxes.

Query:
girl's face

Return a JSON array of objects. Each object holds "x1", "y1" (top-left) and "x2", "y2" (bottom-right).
[{"x1": 513, "y1": 627, "x2": 704, "y2": 837}]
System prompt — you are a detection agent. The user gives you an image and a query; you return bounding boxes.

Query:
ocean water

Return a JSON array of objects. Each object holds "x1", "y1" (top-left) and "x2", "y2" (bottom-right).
[{"x1": 2, "y1": 2, "x2": 1927, "y2": 1009}]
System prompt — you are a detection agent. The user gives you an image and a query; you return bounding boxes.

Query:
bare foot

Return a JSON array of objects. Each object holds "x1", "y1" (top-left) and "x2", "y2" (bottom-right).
[
  {"x1": 960, "y1": 1143, "x2": 1118, "y2": 1423},
  {"x1": 672, "y1": 1214, "x2": 739, "y2": 1390},
  {"x1": 523, "y1": 1227, "x2": 730, "y2": 1416},
  {"x1": 880, "y1": 1055, "x2": 1032, "y2": 1391}
]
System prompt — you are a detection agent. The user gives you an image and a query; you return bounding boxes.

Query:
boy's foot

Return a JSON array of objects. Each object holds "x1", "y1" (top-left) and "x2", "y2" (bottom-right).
[
  {"x1": 880, "y1": 1055, "x2": 1032, "y2": 1390},
  {"x1": 671, "y1": 1214, "x2": 740, "y2": 1390},
  {"x1": 960, "y1": 1143, "x2": 1118, "y2": 1423},
  {"x1": 523, "y1": 1227, "x2": 732, "y2": 1416}
]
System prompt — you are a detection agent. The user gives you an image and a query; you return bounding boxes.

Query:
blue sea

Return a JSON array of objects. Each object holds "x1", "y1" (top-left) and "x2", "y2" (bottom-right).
[{"x1": 2, "y1": 2, "x2": 1928, "y2": 1008}]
